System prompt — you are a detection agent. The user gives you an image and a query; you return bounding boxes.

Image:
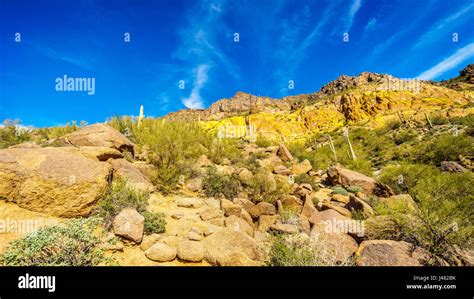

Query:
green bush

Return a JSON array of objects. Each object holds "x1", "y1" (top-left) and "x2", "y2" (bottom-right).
[
  {"x1": 1, "y1": 218, "x2": 113, "y2": 266},
  {"x1": 266, "y1": 233, "x2": 354, "y2": 266},
  {"x1": 0, "y1": 119, "x2": 32, "y2": 149},
  {"x1": 142, "y1": 211, "x2": 166, "y2": 234},
  {"x1": 331, "y1": 186, "x2": 349, "y2": 196},
  {"x1": 93, "y1": 178, "x2": 149, "y2": 228},
  {"x1": 248, "y1": 170, "x2": 291, "y2": 203},
  {"x1": 377, "y1": 163, "x2": 474, "y2": 265},
  {"x1": 415, "y1": 134, "x2": 474, "y2": 165},
  {"x1": 266, "y1": 234, "x2": 315, "y2": 266},
  {"x1": 294, "y1": 173, "x2": 319, "y2": 191},
  {"x1": 202, "y1": 166, "x2": 241, "y2": 200},
  {"x1": 346, "y1": 185, "x2": 362, "y2": 193}
]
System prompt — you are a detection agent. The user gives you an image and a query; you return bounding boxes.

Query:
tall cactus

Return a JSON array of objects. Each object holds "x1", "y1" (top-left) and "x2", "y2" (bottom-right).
[
  {"x1": 137, "y1": 105, "x2": 144, "y2": 129},
  {"x1": 343, "y1": 127, "x2": 357, "y2": 161}
]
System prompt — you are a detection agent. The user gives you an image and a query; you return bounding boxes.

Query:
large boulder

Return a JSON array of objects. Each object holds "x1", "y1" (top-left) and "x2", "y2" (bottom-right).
[
  {"x1": 355, "y1": 240, "x2": 423, "y2": 266},
  {"x1": 145, "y1": 242, "x2": 177, "y2": 262},
  {"x1": 177, "y1": 240, "x2": 205, "y2": 262},
  {"x1": 112, "y1": 207, "x2": 145, "y2": 243},
  {"x1": 327, "y1": 166, "x2": 392, "y2": 196},
  {"x1": 291, "y1": 159, "x2": 312, "y2": 175},
  {"x1": 78, "y1": 146, "x2": 123, "y2": 161},
  {"x1": 0, "y1": 147, "x2": 112, "y2": 217},
  {"x1": 203, "y1": 229, "x2": 263, "y2": 266},
  {"x1": 107, "y1": 159, "x2": 154, "y2": 192},
  {"x1": 248, "y1": 202, "x2": 277, "y2": 219},
  {"x1": 56, "y1": 123, "x2": 135, "y2": 154},
  {"x1": 277, "y1": 143, "x2": 293, "y2": 162},
  {"x1": 310, "y1": 224, "x2": 358, "y2": 263}
]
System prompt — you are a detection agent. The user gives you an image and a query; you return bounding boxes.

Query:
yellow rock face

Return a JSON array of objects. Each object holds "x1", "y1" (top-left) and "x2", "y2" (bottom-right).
[{"x1": 0, "y1": 147, "x2": 112, "y2": 217}]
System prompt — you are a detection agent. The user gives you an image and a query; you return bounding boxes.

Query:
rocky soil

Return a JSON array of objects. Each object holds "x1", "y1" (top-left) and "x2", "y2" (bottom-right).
[{"x1": 0, "y1": 123, "x2": 440, "y2": 266}]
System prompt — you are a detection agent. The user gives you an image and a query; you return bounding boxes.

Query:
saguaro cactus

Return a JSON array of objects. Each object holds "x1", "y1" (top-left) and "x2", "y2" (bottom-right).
[
  {"x1": 328, "y1": 135, "x2": 337, "y2": 163},
  {"x1": 137, "y1": 105, "x2": 144, "y2": 129},
  {"x1": 343, "y1": 127, "x2": 357, "y2": 161}
]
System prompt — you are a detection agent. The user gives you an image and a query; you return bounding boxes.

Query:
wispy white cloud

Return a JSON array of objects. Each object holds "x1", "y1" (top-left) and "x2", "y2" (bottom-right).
[
  {"x1": 417, "y1": 43, "x2": 474, "y2": 80},
  {"x1": 413, "y1": 3, "x2": 474, "y2": 49},
  {"x1": 344, "y1": 0, "x2": 362, "y2": 33},
  {"x1": 364, "y1": 18, "x2": 376, "y2": 32},
  {"x1": 30, "y1": 42, "x2": 91, "y2": 69},
  {"x1": 182, "y1": 64, "x2": 209, "y2": 109},
  {"x1": 172, "y1": 0, "x2": 239, "y2": 108}
]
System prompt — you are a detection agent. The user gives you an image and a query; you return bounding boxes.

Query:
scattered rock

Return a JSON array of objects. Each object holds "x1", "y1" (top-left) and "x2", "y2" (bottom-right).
[
  {"x1": 177, "y1": 197, "x2": 203, "y2": 208},
  {"x1": 233, "y1": 197, "x2": 255, "y2": 212},
  {"x1": 145, "y1": 242, "x2": 177, "y2": 262},
  {"x1": 331, "y1": 194, "x2": 350, "y2": 204},
  {"x1": 200, "y1": 208, "x2": 224, "y2": 221},
  {"x1": 140, "y1": 234, "x2": 161, "y2": 251},
  {"x1": 291, "y1": 159, "x2": 312, "y2": 175},
  {"x1": 344, "y1": 195, "x2": 374, "y2": 218},
  {"x1": 186, "y1": 178, "x2": 203, "y2": 192},
  {"x1": 258, "y1": 215, "x2": 279, "y2": 232},
  {"x1": 197, "y1": 155, "x2": 212, "y2": 167},
  {"x1": 204, "y1": 229, "x2": 263, "y2": 266},
  {"x1": 108, "y1": 158, "x2": 154, "y2": 192},
  {"x1": 79, "y1": 146, "x2": 123, "y2": 161},
  {"x1": 113, "y1": 208, "x2": 145, "y2": 243},
  {"x1": 440, "y1": 161, "x2": 466, "y2": 173},
  {"x1": 171, "y1": 212, "x2": 184, "y2": 220},
  {"x1": 277, "y1": 143, "x2": 293, "y2": 162},
  {"x1": 221, "y1": 198, "x2": 242, "y2": 216},
  {"x1": 327, "y1": 166, "x2": 392, "y2": 196},
  {"x1": 56, "y1": 123, "x2": 135, "y2": 154},
  {"x1": 249, "y1": 202, "x2": 277, "y2": 219},
  {"x1": 225, "y1": 215, "x2": 254, "y2": 237},
  {"x1": 177, "y1": 240, "x2": 205, "y2": 262},
  {"x1": 310, "y1": 224, "x2": 358, "y2": 263},
  {"x1": 355, "y1": 240, "x2": 423, "y2": 266},
  {"x1": 311, "y1": 209, "x2": 351, "y2": 225},
  {"x1": 321, "y1": 202, "x2": 352, "y2": 218},
  {"x1": 270, "y1": 223, "x2": 299, "y2": 234},
  {"x1": 273, "y1": 165, "x2": 291, "y2": 175},
  {"x1": 238, "y1": 168, "x2": 254, "y2": 186},
  {"x1": 281, "y1": 195, "x2": 303, "y2": 211}
]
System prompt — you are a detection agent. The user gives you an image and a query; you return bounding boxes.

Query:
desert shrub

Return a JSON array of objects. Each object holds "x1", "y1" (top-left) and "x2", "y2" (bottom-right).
[
  {"x1": 414, "y1": 134, "x2": 473, "y2": 165},
  {"x1": 255, "y1": 136, "x2": 273, "y2": 148},
  {"x1": 0, "y1": 119, "x2": 32, "y2": 148},
  {"x1": 1, "y1": 218, "x2": 113, "y2": 266},
  {"x1": 294, "y1": 173, "x2": 319, "y2": 191},
  {"x1": 35, "y1": 121, "x2": 80, "y2": 141},
  {"x1": 142, "y1": 211, "x2": 166, "y2": 235},
  {"x1": 202, "y1": 166, "x2": 241, "y2": 200},
  {"x1": 266, "y1": 234, "x2": 316, "y2": 266},
  {"x1": 343, "y1": 158, "x2": 373, "y2": 176},
  {"x1": 346, "y1": 185, "x2": 362, "y2": 193},
  {"x1": 393, "y1": 128, "x2": 418, "y2": 145},
  {"x1": 132, "y1": 120, "x2": 212, "y2": 194},
  {"x1": 279, "y1": 207, "x2": 300, "y2": 224},
  {"x1": 266, "y1": 233, "x2": 354, "y2": 266},
  {"x1": 249, "y1": 170, "x2": 291, "y2": 203},
  {"x1": 377, "y1": 163, "x2": 474, "y2": 265},
  {"x1": 430, "y1": 114, "x2": 450, "y2": 125},
  {"x1": 93, "y1": 178, "x2": 149, "y2": 228},
  {"x1": 331, "y1": 186, "x2": 349, "y2": 196}
]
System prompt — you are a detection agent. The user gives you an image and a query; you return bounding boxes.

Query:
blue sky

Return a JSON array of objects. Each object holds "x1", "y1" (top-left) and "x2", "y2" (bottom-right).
[{"x1": 1, "y1": 0, "x2": 473, "y2": 127}]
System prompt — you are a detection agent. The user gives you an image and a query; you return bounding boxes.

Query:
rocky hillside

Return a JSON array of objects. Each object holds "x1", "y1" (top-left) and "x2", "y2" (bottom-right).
[
  {"x1": 0, "y1": 65, "x2": 472, "y2": 267},
  {"x1": 165, "y1": 66, "x2": 473, "y2": 142}
]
